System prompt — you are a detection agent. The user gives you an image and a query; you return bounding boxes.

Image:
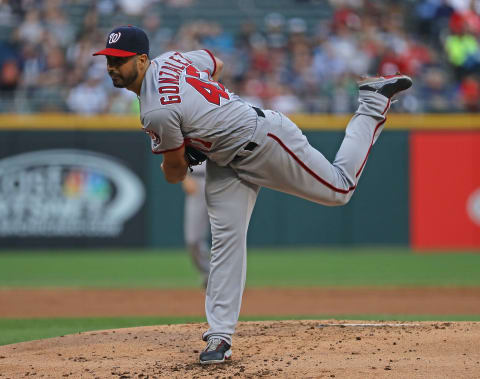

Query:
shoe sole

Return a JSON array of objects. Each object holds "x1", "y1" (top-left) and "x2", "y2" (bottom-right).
[
  {"x1": 358, "y1": 74, "x2": 412, "y2": 89},
  {"x1": 199, "y1": 349, "x2": 232, "y2": 365}
]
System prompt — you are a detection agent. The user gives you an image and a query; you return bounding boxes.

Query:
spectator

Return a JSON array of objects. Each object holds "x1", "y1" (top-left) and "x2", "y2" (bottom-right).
[
  {"x1": 445, "y1": 24, "x2": 480, "y2": 78},
  {"x1": 18, "y1": 42, "x2": 43, "y2": 91},
  {"x1": 15, "y1": 9, "x2": 44, "y2": 45},
  {"x1": 1, "y1": 0, "x2": 479, "y2": 114},
  {"x1": 459, "y1": 74, "x2": 480, "y2": 111},
  {"x1": 118, "y1": 0, "x2": 156, "y2": 16},
  {"x1": 0, "y1": 59, "x2": 20, "y2": 92},
  {"x1": 414, "y1": 0, "x2": 454, "y2": 45},
  {"x1": 264, "y1": 12, "x2": 287, "y2": 49},
  {"x1": 67, "y1": 65, "x2": 108, "y2": 114},
  {"x1": 418, "y1": 65, "x2": 458, "y2": 112},
  {"x1": 0, "y1": 58, "x2": 20, "y2": 111},
  {"x1": 269, "y1": 83, "x2": 304, "y2": 114},
  {"x1": 312, "y1": 41, "x2": 348, "y2": 81},
  {"x1": 142, "y1": 13, "x2": 173, "y2": 58},
  {"x1": 43, "y1": 2, "x2": 75, "y2": 48},
  {"x1": 107, "y1": 87, "x2": 139, "y2": 114},
  {"x1": 202, "y1": 23, "x2": 235, "y2": 54}
]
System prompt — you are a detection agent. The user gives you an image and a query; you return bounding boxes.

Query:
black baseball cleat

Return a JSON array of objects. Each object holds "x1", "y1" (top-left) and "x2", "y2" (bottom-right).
[
  {"x1": 358, "y1": 73, "x2": 412, "y2": 99},
  {"x1": 199, "y1": 338, "x2": 232, "y2": 364}
]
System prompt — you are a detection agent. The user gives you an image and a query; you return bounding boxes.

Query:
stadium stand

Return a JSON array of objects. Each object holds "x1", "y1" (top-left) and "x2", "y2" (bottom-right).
[{"x1": 0, "y1": 0, "x2": 479, "y2": 114}]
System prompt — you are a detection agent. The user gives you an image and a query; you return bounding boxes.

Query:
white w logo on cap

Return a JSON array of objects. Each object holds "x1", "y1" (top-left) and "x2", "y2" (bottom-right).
[{"x1": 109, "y1": 32, "x2": 121, "y2": 44}]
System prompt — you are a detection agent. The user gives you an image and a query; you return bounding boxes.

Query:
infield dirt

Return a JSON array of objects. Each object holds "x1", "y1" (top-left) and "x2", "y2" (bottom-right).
[
  {"x1": 1, "y1": 287, "x2": 480, "y2": 377},
  {"x1": 1, "y1": 287, "x2": 480, "y2": 318},
  {"x1": 1, "y1": 320, "x2": 480, "y2": 378}
]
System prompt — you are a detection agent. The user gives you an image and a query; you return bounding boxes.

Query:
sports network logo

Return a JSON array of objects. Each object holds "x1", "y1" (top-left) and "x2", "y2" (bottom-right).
[
  {"x1": 0, "y1": 149, "x2": 145, "y2": 237},
  {"x1": 109, "y1": 32, "x2": 121, "y2": 44}
]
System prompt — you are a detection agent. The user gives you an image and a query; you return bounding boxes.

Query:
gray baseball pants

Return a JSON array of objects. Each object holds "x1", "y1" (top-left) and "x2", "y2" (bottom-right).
[{"x1": 203, "y1": 91, "x2": 391, "y2": 345}]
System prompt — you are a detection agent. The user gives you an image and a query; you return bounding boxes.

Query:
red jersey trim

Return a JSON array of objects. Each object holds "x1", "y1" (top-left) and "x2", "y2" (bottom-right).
[
  {"x1": 267, "y1": 133, "x2": 356, "y2": 195},
  {"x1": 185, "y1": 137, "x2": 212, "y2": 150},
  {"x1": 203, "y1": 49, "x2": 217, "y2": 77},
  {"x1": 152, "y1": 141, "x2": 185, "y2": 154}
]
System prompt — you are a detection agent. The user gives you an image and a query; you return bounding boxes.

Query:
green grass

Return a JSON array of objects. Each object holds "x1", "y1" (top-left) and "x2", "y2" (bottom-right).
[
  {"x1": 1, "y1": 314, "x2": 479, "y2": 346},
  {"x1": 0, "y1": 247, "x2": 479, "y2": 288},
  {"x1": 248, "y1": 248, "x2": 480, "y2": 287},
  {"x1": 1, "y1": 248, "x2": 479, "y2": 346},
  {"x1": 0, "y1": 316, "x2": 204, "y2": 346}
]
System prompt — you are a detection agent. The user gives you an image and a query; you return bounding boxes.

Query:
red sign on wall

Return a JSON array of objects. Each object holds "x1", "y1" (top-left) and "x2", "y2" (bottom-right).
[{"x1": 410, "y1": 132, "x2": 480, "y2": 250}]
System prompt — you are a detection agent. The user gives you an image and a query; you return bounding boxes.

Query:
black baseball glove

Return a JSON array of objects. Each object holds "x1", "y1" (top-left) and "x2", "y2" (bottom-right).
[{"x1": 185, "y1": 146, "x2": 207, "y2": 168}]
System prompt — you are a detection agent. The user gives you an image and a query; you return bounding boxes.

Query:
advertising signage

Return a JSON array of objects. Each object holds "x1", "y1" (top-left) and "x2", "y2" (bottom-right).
[
  {"x1": 411, "y1": 132, "x2": 480, "y2": 249},
  {"x1": 0, "y1": 131, "x2": 148, "y2": 248}
]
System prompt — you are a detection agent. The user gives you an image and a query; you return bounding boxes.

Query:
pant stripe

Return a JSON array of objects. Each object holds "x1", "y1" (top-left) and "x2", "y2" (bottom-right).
[{"x1": 266, "y1": 133, "x2": 356, "y2": 195}]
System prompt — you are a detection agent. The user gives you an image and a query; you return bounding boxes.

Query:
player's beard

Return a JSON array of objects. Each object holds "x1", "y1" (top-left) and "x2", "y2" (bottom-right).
[{"x1": 110, "y1": 66, "x2": 138, "y2": 88}]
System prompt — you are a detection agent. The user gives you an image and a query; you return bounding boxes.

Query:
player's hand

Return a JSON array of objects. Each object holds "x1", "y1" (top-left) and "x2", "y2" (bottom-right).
[{"x1": 182, "y1": 176, "x2": 198, "y2": 195}]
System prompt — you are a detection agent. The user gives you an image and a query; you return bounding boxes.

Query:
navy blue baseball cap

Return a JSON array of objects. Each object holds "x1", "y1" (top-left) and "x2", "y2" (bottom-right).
[{"x1": 93, "y1": 25, "x2": 149, "y2": 57}]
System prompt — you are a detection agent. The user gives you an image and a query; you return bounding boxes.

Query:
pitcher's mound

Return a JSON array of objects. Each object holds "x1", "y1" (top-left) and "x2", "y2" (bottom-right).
[{"x1": 1, "y1": 320, "x2": 479, "y2": 378}]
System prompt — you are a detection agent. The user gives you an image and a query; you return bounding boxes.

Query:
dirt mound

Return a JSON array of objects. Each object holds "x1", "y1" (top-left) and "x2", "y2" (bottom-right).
[{"x1": 1, "y1": 320, "x2": 479, "y2": 378}]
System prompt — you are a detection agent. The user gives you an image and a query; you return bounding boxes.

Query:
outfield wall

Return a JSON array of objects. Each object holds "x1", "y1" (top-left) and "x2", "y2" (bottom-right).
[{"x1": 0, "y1": 114, "x2": 478, "y2": 249}]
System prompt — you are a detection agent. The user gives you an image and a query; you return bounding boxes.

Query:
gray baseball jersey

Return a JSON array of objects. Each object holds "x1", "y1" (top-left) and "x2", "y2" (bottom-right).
[{"x1": 139, "y1": 50, "x2": 256, "y2": 166}]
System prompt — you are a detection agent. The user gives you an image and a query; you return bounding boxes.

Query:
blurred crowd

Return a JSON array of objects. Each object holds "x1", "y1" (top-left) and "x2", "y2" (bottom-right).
[{"x1": 0, "y1": 0, "x2": 479, "y2": 114}]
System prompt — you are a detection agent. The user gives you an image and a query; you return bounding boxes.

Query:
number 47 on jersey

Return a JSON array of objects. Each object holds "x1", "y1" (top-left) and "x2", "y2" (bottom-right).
[{"x1": 185, "y1": 65, "x2": 230, "y2": 106}]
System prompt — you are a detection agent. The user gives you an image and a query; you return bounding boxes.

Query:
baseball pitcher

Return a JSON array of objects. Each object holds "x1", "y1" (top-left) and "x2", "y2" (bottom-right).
[{"x1": 94, "y1": 25, "x2": 412, "y2": 365}]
